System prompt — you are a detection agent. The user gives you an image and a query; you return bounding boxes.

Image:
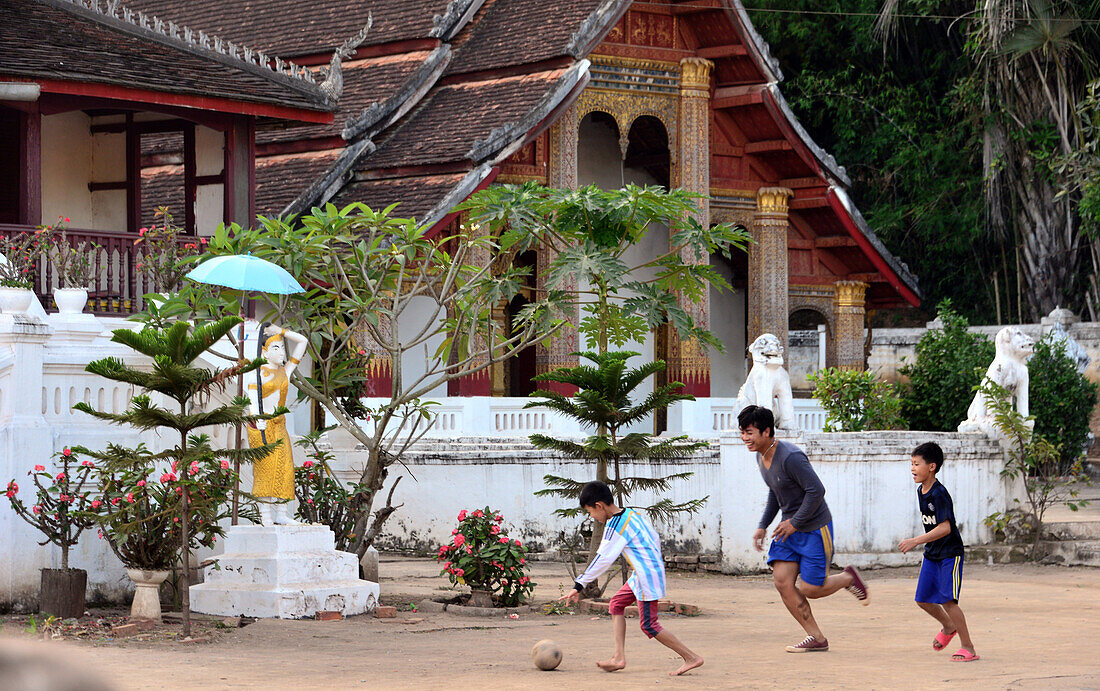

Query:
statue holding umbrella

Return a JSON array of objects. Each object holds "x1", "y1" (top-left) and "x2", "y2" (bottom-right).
[{"x1": 184, "y1": 253, "x2": 307, "y2": 526}]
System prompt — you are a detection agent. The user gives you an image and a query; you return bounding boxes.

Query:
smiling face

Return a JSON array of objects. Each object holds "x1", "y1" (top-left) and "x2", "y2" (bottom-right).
[{"x1": 740, "y1": 423, "x2": 773, "y2": 453}]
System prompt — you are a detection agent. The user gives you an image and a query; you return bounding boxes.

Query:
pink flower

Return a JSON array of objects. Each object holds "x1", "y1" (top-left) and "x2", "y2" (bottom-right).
[
  {"x1": 473, "y1": 510, "x2": 483, "y2": 518},
  {"x1": 453, "y1": 533, "x2": 465, "y2": 547},
  {"x1": 303, "y1": 460, "x2": 314, "y2": 469},
  {"x1": 457, "y1": 510, "x2": 467, "y2": 521},
  {"x1": 160, "y1": 472, "x2": 177, "y2": 483},
  {"x1": 465, "y1": 545, "x2": 472, "y2": 554},
  {"x1": 308, "y1": 473, "x2": 315, "y2": 480},
  {"x1": 519, "y1": 576, "x2": 529, "y2": 585},
  {"x1": 125, "y1": 493, "x2": 135, "y2": 503},
  {"x1": 520, "y1": 558, "x2": 526, "y2": 564},
  {"x1": 442, "y1": 561, "x2": 452, "y2": 570},
  {"x1": 80, "y1": 460, "x2": 94, "y2": 468},
  {"x1": 57, "y1": 494, "x2": 68, "y2": 502},
  {"x1": 110, "y1": 497, "x2": 120, "y2": 506},
  {"x1": 5, "y1": 481, "x2": 17, "y2": 497},
  {"x1": 136, "y1": 262, "x2": 143, "y2": 270},
  {"x1": 136, "y1": 480, "x2": 146, "y2": 487},
  {"x1": 32, "y1": 505, "x2": 42, "y2": 514},
  {"x1": 64, "y1": 217, "x2": 70, "y2": 223},
  {"x1": 451, "y1": 529, "x2": 458, "y2": 535},
  {"x1": 97, "y1": 529, "x2": 104, "y2": 539},
  {"x1": 34, "y1": 464, "x2": 45, "y2": 472},
  {"x1": 357, "y1": 348, "x2": 366, "y2": 356},
  {"x1": 454, "y1": 568, "x2": 464, "y2": 577},
  {"x1": 494, "y1": 514, "x2": 503, "y2": 523},
  {"x1": 90, "y1": 500, "x2": 102, "y2": 509},
  {"x1": 62, "y1": 448, "x2": 71, "y2": 457},
  {"x1": 55, "y1": 472, "x2": 66, "y2": 481},
  {"x1": 189, "y1": 461, "x2": 199, "y2": 474},
  {"x1": 513, "y1": 539, "x2": 521, "y2": 547},
  {"x1": 306, "y1": 498, "x2": 314, "y2": 505},
  {"x1": 138, "y1": 228, "x2": 147, "y2": 237},
  {"x1": 200, "y1": 237, "x2": 208, "y2": 245},
  {"x1": 499, "y1": 537, "x2": 509, "y2": 544},
  {"x1": 220, "y1": 460, "x2": 229, "y2": 470},
  {"x1": 490, "y1": 525, "x2": 499, "y2": 535}
]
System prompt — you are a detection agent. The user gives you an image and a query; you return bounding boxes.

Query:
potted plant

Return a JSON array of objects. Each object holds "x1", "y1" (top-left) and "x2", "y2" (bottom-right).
[
  {"x1": 4, "y1": 448, "x2": 97, "y2": 618},
  {"x1": 77, "y1": 441, "x2": 242, "y2": 622},
  {"x1": 0, "y1": 229, "x2": 47, "y2": 313},
  {"x1": 436, "y1": 508, "x2": 535, "y2": 607},
  {"x1": 44, "y1": 217, "x2": 99, "y2": 314},
  {"x1": 74, "y1": 316, "x2": 277, "y2": 634}
]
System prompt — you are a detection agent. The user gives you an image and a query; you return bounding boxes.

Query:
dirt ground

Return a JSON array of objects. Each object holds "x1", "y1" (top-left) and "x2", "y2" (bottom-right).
[{"x1": 4, "y1": 558, "x2": 1099, "y2": 690}]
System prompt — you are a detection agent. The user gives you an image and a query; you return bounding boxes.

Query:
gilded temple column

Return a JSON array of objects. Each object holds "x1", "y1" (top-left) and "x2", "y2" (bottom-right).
[
  {"x1": 669, "y1": 57, "x2": 714, "y2": 396},
  {"x1": 833, "y1": 280, "x2": 868, "y2": 370},
  {"x1": 749, "y1": 187, "x2": 794, "y2": 351},
  {"x1": 536, "y1": 108, "x2": 580, "y2": 391}
]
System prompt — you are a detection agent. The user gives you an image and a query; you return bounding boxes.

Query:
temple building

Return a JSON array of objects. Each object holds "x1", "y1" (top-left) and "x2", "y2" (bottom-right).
[{"x1": 35, "y1": 0, "x2": 921, "y2": 407}]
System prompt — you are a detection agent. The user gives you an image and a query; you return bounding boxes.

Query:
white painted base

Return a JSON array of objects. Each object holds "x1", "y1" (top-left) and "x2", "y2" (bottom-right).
[{"x1": 189, "y1": 525, "x2": 378, "y2": 619}]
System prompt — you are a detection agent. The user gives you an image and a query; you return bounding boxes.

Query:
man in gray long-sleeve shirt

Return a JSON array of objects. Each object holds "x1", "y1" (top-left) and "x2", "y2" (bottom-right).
[{"x1": 738, "y1": 405, "x2": 869, "y2": 653}]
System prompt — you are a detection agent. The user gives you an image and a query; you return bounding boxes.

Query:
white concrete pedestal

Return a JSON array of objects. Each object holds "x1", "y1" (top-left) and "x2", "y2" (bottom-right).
[{"x1": 189, "y1": 525, "x2": 378, "y2": 619}]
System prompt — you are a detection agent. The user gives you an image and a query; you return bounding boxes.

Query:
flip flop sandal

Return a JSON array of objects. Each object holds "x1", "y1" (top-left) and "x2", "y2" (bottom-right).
[
  {"x1": 951, "y1": 648, "x2": 980, "y2": 662},
  {"x1": 933, "y1": 630, "x2": 957, "y2": 650}
]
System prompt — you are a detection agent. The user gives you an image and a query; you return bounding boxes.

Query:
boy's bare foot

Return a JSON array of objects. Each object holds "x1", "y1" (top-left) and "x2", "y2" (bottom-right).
[
  {"x1": 670, "y1": 655, "x2": 704, "y2": 676},
  {"x1": 596, "y1": 658, "x2": 625, "y2": 672}
]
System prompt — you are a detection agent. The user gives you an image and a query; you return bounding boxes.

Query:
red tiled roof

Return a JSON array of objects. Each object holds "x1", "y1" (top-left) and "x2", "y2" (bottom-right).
[
  {"x1": 331, "y1": 172, "x2": 471, "y2": 221},
  {"x1": 257, "y1": 52, "x2": 434, "y2": 145},
  {"x1": 2, "y1": 0, "x2": 332, "y2": 114},
  {"x1": 255, "y1": 149, "x2": 343, "y2": 217},
  {"x1": 366, "y1": 68, "x2": 569, "y2": 170}
]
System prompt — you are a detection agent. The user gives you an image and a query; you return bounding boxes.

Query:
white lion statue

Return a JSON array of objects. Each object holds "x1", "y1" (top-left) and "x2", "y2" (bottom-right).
[
  {"x1": 958, "y1": 326, "x2": 1034, "y2": 436},
  {"x1": 737, "y1": 333, "x2": 797, "y2": 430}
]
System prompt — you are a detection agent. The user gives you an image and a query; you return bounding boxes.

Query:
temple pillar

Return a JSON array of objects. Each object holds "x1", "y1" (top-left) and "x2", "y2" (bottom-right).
[
  {"x1": 668, "y1": 57, "x2": 714, "y2": 396},
  {"x1": 536, "y1": 109, "x2": 580, "y2": 393},
  {"x1": 749, "y1": 187, "x2": 793, "y2": 352},
  {"x1": 449, "y1": 231, "x2": 493, "y2": 396},
  {"x1": 833, "y1": 280, "x2": 868, "y2": 370}
]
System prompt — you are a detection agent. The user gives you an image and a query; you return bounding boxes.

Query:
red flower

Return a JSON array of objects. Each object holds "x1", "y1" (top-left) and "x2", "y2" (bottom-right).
[
  {"x1": 97, "y1": 529, "x2": 104, "y2": 539},
  {"x1": 110, "y1": 497, "x2": 120, "y2": 506},
  {"x1": 357, "y1": 348, "x2": 366, "y2": 356},
  {"x1": 513, "y1": 539, "x2": 521, "y2": 547},
  {"x1": 465, "y1": 545, "x2": 472, "y2": 554},
  {"x1": 62, "y1": 448, "x2": 71, "y2": 457},
  {"x1": 302, "y1": 460, "x2": 314, "y2": 469},
  {"x1": 55, "y1": 472, "x2": 65, "y2": 481},
  {"x1": 490, "y1": 525, "x2": 500, "y2": 535},
  {"x1": 136, "y1": 480, "x2": 146, "y2": 487},
  {"x1": 189, "y1": 461, "x2": 199, "y2": 474},
  {"x1": 306, "y1": 499, "x2": 314, "y2": 505},
  {"x1": 80, "y1": 460, "x2": 94, "y2": 468},
  {"x1": 499, "y1": 537, "x2": 510, "y2": 544},
  {"x1": 220, "y1": 460, "x2": 229, "y2": 470},
  {"x1": 90, "y1": 500, "x2": 102, "y2": 509},
  {"x1": 457, "y1": 510, "x2": 467, "y2": 521},
  {"x1": 138, "y1": 228, "x2": 147, "y2": 236},
  {"x1": 453, "y1": 533, "x2": 465, "y2": 547},
  {"x1": 473, "y1": 510, "x2": 483, "y2": 518},
  {"x1": 5, "y1": 481, "x2": 17, "y2": 497},
  {"x1": 454, "y1": 568, "x2": 464, "y2": 577},
  {"x1": 200, "y1": 237, "x2": 208, "y2": 245},
  {"x1": 125, "y1": 493, "x2": 135, "y2": 503},
  {"x1": 34, "y1": 465, "x2": 45, "y2": 471},
  {"x1": 494, "y1": 514, "x2": 503, "y2": 523},
  {"x1": 64, "y1": 217, "x2": 70, "y2": 223},
  {"x1": 33, "y1": 505, "x2": 42, "y2": 514},
  {"x1": 160, "y1": 472, "x2": 177, "y2": 483}
]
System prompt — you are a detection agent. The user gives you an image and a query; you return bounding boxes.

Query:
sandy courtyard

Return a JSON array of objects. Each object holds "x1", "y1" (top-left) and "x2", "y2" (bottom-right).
[{"x1": 6, "y1": 558, "x2": 1099, "y2": 690}]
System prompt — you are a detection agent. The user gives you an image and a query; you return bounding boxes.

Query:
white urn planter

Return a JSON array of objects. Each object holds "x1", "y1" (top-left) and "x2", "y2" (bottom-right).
[
  {"x1": 126, "y1": 568, "x2": 170, "y2": 621},
  {"x1": 0, "y1": 286, "x2": 34, "y2": 313},
  {"x1": 54, "y1": 287, "x2": 89, "y2": 314}
]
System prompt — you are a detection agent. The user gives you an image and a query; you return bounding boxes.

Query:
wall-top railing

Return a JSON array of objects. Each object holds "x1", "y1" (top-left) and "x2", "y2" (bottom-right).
[{"x1": 0, "y1": 224, "x2": 198, "y2": 316}]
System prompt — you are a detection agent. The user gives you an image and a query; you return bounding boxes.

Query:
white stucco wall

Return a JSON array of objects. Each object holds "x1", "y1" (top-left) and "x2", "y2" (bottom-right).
[
  {"x1": 40, "y1": 112, "x2": 95, "y2": 229},
  {"x1": 709, "y1": 258, "x2": 746, "y2": 397},
  {"x1": 195, "y1": 126, "x2": 224, "y2": 235}
]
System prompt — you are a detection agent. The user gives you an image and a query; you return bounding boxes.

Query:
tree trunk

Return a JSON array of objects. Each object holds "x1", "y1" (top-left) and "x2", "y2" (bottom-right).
[{"x1": 179, "y1": 416, "x2": 191, "y2": 638}]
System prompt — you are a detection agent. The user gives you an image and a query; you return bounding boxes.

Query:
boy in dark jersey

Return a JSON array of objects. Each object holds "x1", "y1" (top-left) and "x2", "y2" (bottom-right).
[{"x1": 899, "y1": 442, "x2": 979, "y2": 662}]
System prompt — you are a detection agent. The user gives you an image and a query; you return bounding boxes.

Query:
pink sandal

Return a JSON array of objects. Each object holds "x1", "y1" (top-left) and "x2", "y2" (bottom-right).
[
  {"x1": 951, "y1": 648, "x2": 980, "y2": 662},
  {"x1": 933, "y1": 630, "x2": 956, "y2": 650}
]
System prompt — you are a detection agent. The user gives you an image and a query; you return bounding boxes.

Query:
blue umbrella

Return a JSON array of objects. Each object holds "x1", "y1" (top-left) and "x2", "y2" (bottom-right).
[
  {"x1": 184, "y1": 253, "x2": 304, "y2": 526},
  {"x1": 184, "y1": 253, "x2": 304, "y2": 294}
]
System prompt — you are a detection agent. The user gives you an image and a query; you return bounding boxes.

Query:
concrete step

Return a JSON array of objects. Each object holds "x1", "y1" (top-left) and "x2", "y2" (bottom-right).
[
  {"x1": 1042, "y1": 520, "x2": 1100, "y2": 541},
  {"x1": 1038, "y1": 540, "x2": 1100, "y2": 567},
  {"x1": 966, "y1": 544, "x2": 1031, "y2": 564},
  {"x1": 190, "y1": 579, "x2": 379, "y2": 619}
]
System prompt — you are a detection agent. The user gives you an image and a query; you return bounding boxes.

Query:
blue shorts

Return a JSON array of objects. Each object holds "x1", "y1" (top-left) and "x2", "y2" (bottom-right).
[
  {"x1": 767, "y1": 522, "x2": 834, "y2": 587},
  {"x1": 915, "y1": 555, "x2": 963, "y2": 604}
]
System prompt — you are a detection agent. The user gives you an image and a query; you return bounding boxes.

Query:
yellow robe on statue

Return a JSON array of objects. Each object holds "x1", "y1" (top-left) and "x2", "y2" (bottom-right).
[{"x1": 247, "y1": 367, "x2": 295, "y2": 499}]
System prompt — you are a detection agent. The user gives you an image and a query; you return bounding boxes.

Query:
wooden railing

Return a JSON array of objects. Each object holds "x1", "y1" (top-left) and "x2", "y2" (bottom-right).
[{"x1": 0, "y1": 224, "x2": 198, "y2": 316}]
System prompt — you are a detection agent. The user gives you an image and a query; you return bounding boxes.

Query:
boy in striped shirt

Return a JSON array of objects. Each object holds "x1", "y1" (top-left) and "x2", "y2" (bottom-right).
[{"x1": 559, "y1": 481, "x2": 704, "y2": 676}]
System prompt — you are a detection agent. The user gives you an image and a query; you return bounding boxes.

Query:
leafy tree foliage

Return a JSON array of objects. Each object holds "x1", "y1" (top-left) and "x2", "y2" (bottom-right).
[
  {"x1": 807, "y1": 367, "x2": 906, "y2": 431},
  {"x1": 899, "y1": 301, "x2": 995, "y2": 430},
  {"x1": 1029, "y1": 336, "x2": 1099, "y2": 472}
]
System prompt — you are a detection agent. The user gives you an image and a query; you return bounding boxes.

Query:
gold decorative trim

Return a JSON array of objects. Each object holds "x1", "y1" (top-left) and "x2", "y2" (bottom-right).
[
  {"x1": 756, "y1": 186, "x2": 793, "y2": 214},
  {"x1": 679, "y1": 57, "x2": 714, "y2": 93},
  {"x1": 590, "y1": 54, "x2": 681, "y2": 74}
]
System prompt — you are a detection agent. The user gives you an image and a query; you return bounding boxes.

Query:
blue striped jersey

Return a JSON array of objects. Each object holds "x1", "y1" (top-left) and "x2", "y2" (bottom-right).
[{"x1": 576, "y1": 508, "x2": 666, "y2": 601}]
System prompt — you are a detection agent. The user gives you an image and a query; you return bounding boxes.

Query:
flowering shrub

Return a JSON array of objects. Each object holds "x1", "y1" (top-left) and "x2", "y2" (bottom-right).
[
  {"x1": 134, "y1": 207, "x2": 202, "y2": 293},
  {"x1": 436, "y1": 507, "x2": 534, "y2": 607},
  {"x1": 38, "y1": 218, "x2": 99, "y2": 290},
  {"x1": 293, "y1": 429, "x2": 363, "y2": 551},
  {"x1": 4, "y1": 448, "x2": 97, "y2": 570},
  {"x1": 77, "y1": 438, "x2": 243, "y2": 570},
  {"x1": 0, "y1": 227, "x2": 48, "y2": 289}
]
